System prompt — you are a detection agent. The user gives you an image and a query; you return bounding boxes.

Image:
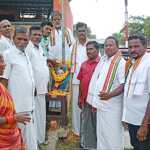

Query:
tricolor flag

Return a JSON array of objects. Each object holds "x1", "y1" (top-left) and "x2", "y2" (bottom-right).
[{"x1": 53, "y1": 0, "x2": 61, "y2": 11}]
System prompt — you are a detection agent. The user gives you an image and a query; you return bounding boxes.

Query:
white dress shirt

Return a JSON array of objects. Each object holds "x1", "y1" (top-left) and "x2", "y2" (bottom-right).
[
  {"x1": 122, "y1": 53, "x2": 150, "y2": 125},
  {"x1": 26, "y1": 41, "x2": 49, "y2": 94},
  {"x1": 88, "y1": 55, "x2": 125, "y2": 111},
  {"x1": 3, "y1": 46, "x2": 35, "y2": 113},
  {"x1": 0, "y1": 35, "x2": 13, "y2": 53},
  {"x1": 71, "y1": 42, "x2": 88, "y2": 85}
]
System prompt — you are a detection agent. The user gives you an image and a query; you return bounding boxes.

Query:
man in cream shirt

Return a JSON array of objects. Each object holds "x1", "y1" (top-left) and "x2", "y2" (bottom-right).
[{"x1": 26, "y1": 26, "x2": 49, "y2": 145}]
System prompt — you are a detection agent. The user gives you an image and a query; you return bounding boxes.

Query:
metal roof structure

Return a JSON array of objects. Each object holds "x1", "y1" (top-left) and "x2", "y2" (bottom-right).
[{"x1": 0, "y1": 0, "x2": 53, "y2": 21}]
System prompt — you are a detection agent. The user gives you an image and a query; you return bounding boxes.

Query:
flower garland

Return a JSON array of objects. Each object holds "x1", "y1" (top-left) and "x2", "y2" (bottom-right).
[
  {"x1": 48, "y1": 90, "x2": 70, "y2": 97},
  {"x1": 51, "y1": 68, "x2": 69, "y2": 83},
  {"x1": 49, "y1": 67, "x2": 70, "y2": 96}
]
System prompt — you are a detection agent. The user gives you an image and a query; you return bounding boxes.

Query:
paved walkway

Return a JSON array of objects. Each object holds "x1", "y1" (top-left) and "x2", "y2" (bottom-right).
[
  {"x1": 124, "y1": 131, "x2": 133, "y2": 149},
  {"x1": 46, "y1": 130, "x2": 58, "y2": 150}
]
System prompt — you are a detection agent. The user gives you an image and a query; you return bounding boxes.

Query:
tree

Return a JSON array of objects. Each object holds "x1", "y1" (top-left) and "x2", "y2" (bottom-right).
[
  {"x1": 112, "y1": 15, "x2": 150, "y2": 47},
  {"x1": 144, "y1": 17, "x2": 150, "y2": 39},
  {"x1": 128, "y1": 16, "x2": 144, "y2": 36},
  {"x1": 112, "y1": 32, "x2": 124, "y2": 46}
]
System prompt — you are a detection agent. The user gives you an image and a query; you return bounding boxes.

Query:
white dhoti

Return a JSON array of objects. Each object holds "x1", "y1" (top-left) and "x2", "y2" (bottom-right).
[
  {"x1": 97, "y1": 109, "x2": 123, "y2": 150},
  {"x1": 35, "y1": 94, "x2": 46, "y2": 144},
  {"x1": 72, "y1": 84, "x2": 81, "y2": 135},
  {"x1": 18, "y1": 111, "x2": 38, "y2": 150}
]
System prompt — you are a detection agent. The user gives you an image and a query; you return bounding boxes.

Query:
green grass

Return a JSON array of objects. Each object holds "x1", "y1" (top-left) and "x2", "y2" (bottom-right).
[
  {"x1": 39, "y1": 144, "x2": 46, "y2": 150},
  {"x1": 56, "y1": 140, "x2": 132, "y2": 150},
  {"x1": 56, "y1": 139, "x2": 83, "y2": 150}
]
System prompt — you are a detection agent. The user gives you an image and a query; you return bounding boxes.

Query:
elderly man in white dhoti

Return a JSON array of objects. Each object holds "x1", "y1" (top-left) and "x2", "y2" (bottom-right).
[
  {"x1": 87, "y1": 36, "x2": 125, "y2": 150},
  {"x1": 122, "y1": 35, "x2": 150, "y2": 150}
]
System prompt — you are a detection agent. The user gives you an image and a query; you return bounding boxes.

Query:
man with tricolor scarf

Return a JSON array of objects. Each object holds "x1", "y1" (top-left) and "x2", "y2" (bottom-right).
[
  {"x1": 87, "y1": 36, "x2": 125, "y2": 150},
  {"x1": 122, "y1": 35, "x2": 150, "y2": 150},
  {"x1": 71, "y1": 22, "x2": 88, "y2": 136},
  {"x1": 48, "y1": 11, "x2": 73, "y2": 65}
]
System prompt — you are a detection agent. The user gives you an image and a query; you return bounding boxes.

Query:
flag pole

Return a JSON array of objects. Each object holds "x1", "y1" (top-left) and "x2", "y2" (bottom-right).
[
  {"x1": 124, "y1": 0, "x2": 128, "y2": 48},
  {"x1": 61, "y1": 0, "x2": 65, "y2": 63}
]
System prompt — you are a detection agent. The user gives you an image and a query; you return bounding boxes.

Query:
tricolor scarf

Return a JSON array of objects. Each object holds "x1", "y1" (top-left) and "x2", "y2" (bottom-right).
[
  {"x1": 70, "y1": 41, "x2": 78, "y2": 73},
  {"x1": 126, "y1": 56, "x2": 143, "y2": 97},
  {"x1": 0, "y1": 83, "x2": 24, "y2": 150},
  {"x1": 101, "y1": 52, "x2": 122, "y2": 92},
  {"x1": 49, "y1": 27, "x2": 72, "y2": 47},
  {"x1": 70, "y1": 40, "x2": 88, "y2": 73}
]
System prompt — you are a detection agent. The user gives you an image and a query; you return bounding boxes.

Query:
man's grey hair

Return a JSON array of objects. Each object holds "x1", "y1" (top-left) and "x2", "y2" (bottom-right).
[
  {"x1": 0, "y1": 19, "x2": 11, "y2": 27},
  {"x1": 13, "y1": 26, "x2": 29, "y2": 38}
]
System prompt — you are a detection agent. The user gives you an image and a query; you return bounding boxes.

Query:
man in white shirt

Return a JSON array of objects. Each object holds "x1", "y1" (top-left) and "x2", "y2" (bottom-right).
[
  {"x1": 0, "y1": 19, "x2": 13, "y2": 53},
  {"x1": 122, "y1": 35, "x2": 150, "y2": 150},
  {"x1": 26, "y1": 26, "x2": 49, "y2": 145},
  {"x1": 71, "y1": 22, "x2": 88, "y2": 135},
  {"x1": 87, "y1": 36, "x2": 125, "y2": 150},
  {"x1": 1, "y1": 26, "x2": 38, "y2": 150}
]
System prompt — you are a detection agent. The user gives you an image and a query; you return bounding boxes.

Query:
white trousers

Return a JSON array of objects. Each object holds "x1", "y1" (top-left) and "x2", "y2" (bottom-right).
[
  {"x1": 72, "y1": 84, "x2": 81, "y2": 135},
  {"x1": 18, "y1": 111, "x2": 38, "y2": 150},
  {"x1": 35, "y1": 94, "x2": 46, "y2": 144},
  {"x1": 97, "y1": 109, "x2": 124, "y2": 150}
]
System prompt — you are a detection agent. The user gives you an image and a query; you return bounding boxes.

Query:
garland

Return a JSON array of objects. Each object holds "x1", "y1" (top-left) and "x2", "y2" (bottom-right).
[
  {"x1": 48, "y1": 90, "x2": 70, "y2": 97},
  {"x1": 49, "y1": 67, "x2": 70, "y2": 96},
  {"x1": 51, "y1": 68, "x2": 69, "y2": 83}
]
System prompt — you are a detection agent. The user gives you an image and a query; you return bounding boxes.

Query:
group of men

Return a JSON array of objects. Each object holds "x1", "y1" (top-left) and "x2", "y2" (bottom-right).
[
  {"x1": 0, "y1": 11, "x2": 150, "y2": 150},
  {"x1": 69, "y1": 21, "x2": 150, "y2": 150},
  {"x1": 76, "y1": 35, "x2": 150, "y2": 150},
  {"x1": 0, "y1": 11, "x2": 74, "y2": 150},
  {"x1": 0, "y1": 20, "x2": 49, "y2": 149}
]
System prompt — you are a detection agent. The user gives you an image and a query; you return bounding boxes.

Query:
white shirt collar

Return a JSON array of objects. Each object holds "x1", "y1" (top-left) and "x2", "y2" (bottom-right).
[
  {"x1": 14, "y1": 46, "x2": 26, "y2": 55},
  {"x1": 28, "y1": 41, "x2": 40, "y2": 50},
  {"x1": 1, "y1": 35, "x2": 13, "y2": 44},
  {"x1": 102, "y1": 54, "x2": 115, "y2": 62}
]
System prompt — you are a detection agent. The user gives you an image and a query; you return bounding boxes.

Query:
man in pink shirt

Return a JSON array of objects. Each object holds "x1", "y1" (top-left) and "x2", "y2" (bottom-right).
[{"x1": 77, "y1": 40, "x2": 100, "y2": 150}]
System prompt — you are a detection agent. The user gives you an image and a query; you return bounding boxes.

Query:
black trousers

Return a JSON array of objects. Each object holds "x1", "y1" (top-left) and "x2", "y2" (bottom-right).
[{"x1": 128, "y1": 124, "x2": 150, "y2": 150}]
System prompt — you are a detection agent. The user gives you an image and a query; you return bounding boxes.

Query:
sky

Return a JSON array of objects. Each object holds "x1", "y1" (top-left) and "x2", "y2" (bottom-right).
[{"x1": 70, "y1": 0, "x2": 150, "y2": 39}]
